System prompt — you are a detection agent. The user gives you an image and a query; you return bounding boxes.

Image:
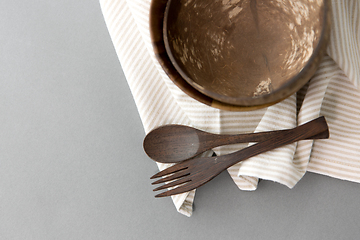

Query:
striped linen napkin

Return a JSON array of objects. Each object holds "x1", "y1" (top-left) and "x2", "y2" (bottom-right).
[{"x1": 100, "y1": 0, "x2": 360, "y2": 217}]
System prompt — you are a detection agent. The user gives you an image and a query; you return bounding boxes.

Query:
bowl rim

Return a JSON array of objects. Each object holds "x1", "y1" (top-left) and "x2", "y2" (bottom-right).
[{"x1": 150, "y1": 0, "x2": 331, "y2": 110}]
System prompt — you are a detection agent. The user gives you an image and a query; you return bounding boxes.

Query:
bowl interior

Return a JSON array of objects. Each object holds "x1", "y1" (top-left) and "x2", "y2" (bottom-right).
[{"x1": 163, "y1": 0, "x2": 329, "y2": 106}]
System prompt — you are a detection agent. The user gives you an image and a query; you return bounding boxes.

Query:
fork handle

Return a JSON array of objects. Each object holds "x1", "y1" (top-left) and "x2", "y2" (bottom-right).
[{"x1": 215, "y1": 116, "x2": 329, "y2": 170}]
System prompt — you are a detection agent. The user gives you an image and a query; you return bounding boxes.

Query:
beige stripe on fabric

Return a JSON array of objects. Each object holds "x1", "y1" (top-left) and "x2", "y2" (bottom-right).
[
  {"x1": 327, "y1": 0, "x2": 360, "y2": 88},
  {"x1": 307, "y1": 64, "x2": 360, "y2": 181}
]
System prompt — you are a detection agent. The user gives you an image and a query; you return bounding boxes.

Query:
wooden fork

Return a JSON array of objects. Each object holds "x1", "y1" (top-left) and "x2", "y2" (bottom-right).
[{"x1": 151, "y1": 116, "x2": 329, "y2": 197}]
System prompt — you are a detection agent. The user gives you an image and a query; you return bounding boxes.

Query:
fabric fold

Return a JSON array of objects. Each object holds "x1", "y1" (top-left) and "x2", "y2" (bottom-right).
[{"x1": 238, "y1": 94, "x2": 299, "y2": 189}]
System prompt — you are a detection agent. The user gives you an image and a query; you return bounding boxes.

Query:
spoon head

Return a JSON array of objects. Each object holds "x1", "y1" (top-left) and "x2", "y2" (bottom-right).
[{"x1": 143, "y1": 125, "x2": 202, "y2": 163}]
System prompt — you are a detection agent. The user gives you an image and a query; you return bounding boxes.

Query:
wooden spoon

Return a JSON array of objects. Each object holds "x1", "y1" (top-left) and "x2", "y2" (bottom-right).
[{"x1": 143, "y1": 117, "x2": 328, "y2": 163}]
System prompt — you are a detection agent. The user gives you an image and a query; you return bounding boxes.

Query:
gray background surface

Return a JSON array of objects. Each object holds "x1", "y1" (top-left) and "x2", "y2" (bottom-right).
[{"x1": 1, "y1": 1, "x2": 359, "y2": 239}]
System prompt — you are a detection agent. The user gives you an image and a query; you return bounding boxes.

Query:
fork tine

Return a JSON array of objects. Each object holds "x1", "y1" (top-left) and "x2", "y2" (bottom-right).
[
  {"x1": 155, "y1": 182, "x2": 196, "y2": 198},
  {"x1": 151, "y1": 171, "x2": 190, "y2": 185},
  {"x1": 150, "y1": 164, "x2": 188, "y2": 179},
  {"x1": 153, "y1": 177, "x2": 191, "y2": 192}
]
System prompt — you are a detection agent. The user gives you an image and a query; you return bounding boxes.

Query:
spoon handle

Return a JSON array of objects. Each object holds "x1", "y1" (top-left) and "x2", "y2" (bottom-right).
[{"x1": 203, "y1": 125, "x2": 326, "y2": 148}]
